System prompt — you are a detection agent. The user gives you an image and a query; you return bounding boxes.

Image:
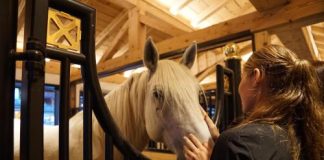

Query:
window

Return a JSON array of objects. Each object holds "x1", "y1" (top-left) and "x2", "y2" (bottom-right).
[{"x1": 14, "y1": 82, "x2": 59, "y2": 125}]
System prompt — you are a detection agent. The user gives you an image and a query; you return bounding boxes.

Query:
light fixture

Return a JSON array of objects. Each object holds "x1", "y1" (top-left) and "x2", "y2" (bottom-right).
[{"x1": 45, "y1": 58, "x2": 51, "y2": 62}]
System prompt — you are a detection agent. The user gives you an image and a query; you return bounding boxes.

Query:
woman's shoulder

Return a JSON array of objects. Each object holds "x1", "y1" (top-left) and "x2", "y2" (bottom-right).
[
  {"x1": 221, "y1": 123, "x2": 287, "y2": 139},
  {"x1": 212, "y1": 123, "x2": 291, "y2": 160}
]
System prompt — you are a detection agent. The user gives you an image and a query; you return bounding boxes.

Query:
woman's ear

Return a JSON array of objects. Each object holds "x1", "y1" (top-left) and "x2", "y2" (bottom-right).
[{"x1": 252, "y1": 68, "x2": 263, "y2": 87}]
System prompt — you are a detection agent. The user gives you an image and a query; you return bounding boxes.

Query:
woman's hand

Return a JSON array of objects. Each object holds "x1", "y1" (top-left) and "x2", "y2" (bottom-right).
[
  {"x1": 183, "y1": 134, "x2": 212, "y2": 160},
  {"x1": 183, "y1": 111, "x2": 220, "y2": 160}
]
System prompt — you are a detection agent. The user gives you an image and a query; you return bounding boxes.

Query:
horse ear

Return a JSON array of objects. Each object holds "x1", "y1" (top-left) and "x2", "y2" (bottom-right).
[
  {"x1": 180, "y1": 42, "x2": 197, "y2": 69},
  {"x1": 143, "y1": 37, "x2": 159, "y2": 73}
]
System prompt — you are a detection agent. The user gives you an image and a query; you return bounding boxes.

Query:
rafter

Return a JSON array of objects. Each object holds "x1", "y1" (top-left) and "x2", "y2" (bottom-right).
[
  {"x1": 249, "y1": 0, "x2": 290, "y2": 11},
  {"x1": 139, "y1": 14, "x2": 187, "y2": 36},
  {"x1": 99, "y1": 20, "x2": 129, "y2": 63},
  {"x1": 303, "y1": 26, "x2": 320, "y2": 59},
  {"x1": 169, "y1": 0, "x2": 192, "y2": 15},
  {"x1": 95, "y1": 11, "x2": 127, "y2": 49},
  {"x1": 192, "y1": 0, "x2": 228, "y2": 27},
  {"x1": 254, "y1": 31, "x2": 270, "y2": 50},
  {"x1": 128, "y1": 8, "x2": 146, "y2": 55}
]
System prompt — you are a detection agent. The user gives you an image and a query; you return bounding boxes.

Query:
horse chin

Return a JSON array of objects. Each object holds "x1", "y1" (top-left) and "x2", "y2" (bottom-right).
[{"x1": 162, "y1": 132, "x2": 186, "y2": 160}]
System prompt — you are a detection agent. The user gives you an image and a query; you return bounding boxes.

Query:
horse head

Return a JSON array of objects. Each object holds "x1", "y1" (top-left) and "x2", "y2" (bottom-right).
[{"x1": 143, "y1": 38, "x2": 213, "y2": 159}]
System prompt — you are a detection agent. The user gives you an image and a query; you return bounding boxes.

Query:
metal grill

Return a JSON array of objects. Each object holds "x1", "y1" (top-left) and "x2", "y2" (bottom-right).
[{"x1": 0, "y1": 0, "x2": 148, "y2": 159}]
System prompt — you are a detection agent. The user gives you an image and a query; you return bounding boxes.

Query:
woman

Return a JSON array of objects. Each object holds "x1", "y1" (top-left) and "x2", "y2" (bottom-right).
[{"x1": 184, "y1": 45, "x2": 324, "y2": 160}]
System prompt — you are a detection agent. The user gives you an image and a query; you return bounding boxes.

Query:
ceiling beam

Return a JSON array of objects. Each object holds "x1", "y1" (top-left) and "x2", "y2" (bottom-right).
[
  {"x1": 254, "y1": 31, "x2": 271, "y2": 50},
  {"x1": 192, "y1": 0, "x2": 228, "y2": 27},
  {"x1": 128, "y1": 8, "x2": 147, "y2": 55},
  {"x1": 169, "y1": 0, "x2": 193, "y2": 15},
  {"x1": 71, "y1": 0, "x2": 324, "y2": 82},
  {"x1": 112, "y1": 43, "x2": 129, "y2": 58},
  {"x1": 95, "y1": 11, "x2": 127, "y2": 49},
  {"x1": 271, "y1": 27, "x2": 317, "y2": 60},
  {"x1": 249, "y1": 0, "x2": 290, "y2": 11},
  {"x1": 303, "y1": 26, "x2": 320, "y2": 59},
  {"x1": 105, "y1": 0, "x2": 136, "y2": 9},
  {"x1": 99, "y1": 20, "x2": 129, "y2": 63},
  {"x1": 139, "y1": 14, "x2": 187, "y2": 36},
  {"x1": 197, "y1": 63, "x2": 217, "y2": 82}
]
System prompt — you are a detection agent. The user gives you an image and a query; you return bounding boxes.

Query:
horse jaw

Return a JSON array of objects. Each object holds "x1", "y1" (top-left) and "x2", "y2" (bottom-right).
[{"x1": 160, "y1": 109, "x2": 213, "y2": 160}]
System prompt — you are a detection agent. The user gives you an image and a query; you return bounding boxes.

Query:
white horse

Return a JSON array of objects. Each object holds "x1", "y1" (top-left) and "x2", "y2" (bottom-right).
[{"x1": 14, "y1": 38, "x2": 212, "y2": 160}]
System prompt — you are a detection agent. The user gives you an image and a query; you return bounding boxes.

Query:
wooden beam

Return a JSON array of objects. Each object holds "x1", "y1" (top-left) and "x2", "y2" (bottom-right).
[
  {"x1": 105, "y1": 0, "x2": 136, "y2": 9},
  {"x1": 303, "y1": 26, "x2": 320, "y2": 59},
  {"x1": 249, "y1": 0, "x2": 290, "y2": 11},
  {"x1": 271, "y1": 27, "x2": 316, "y2": 60},
  {"x1": 139, "y1": 14, "x2": 187, "y2": 36},
  {"x1": 197, "y1": 63, "x2": 217, "y2": 82},
  {"x1": 128, "y1": 8, "x2": 146, "y2": 55},
  {"x1": 71, "y1": 0, "x2": 324, "y2": 82},
  {"x1": 141, "y1": 0, "x2": 193, "y2": 32},
  {"x1": 169, "y1": 0, "x2": 192, "y2": 15},
  {"x1": 99, "y1": 20, "x2": 129, "y2": 63},
  {"x1": 112, "y1": 43, "x2": 129, "y2": 58},
  {"x1": 192, "y1": 0, "x2": 228, "y2": 26},
  {"x1": 254, "y1": 31, "x2": 270, "y2": 50},
  {"x1": 95, "y1": 11, "x2": 127, "y2": 49}
]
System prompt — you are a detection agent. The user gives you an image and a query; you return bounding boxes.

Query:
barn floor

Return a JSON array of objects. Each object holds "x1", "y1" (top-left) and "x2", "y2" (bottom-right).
[{"x1": 142, "y1": 151, "x2": 176, "y2": 160}]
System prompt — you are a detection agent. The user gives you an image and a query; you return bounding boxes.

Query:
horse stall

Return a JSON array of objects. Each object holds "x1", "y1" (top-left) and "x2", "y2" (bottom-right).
[{"x1": 0, "y1": 0, "x2": 148, "y2": 159}]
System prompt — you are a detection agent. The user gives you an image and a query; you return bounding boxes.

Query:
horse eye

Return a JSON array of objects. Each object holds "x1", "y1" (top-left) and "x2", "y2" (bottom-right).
[{"x1": 153, "y1": 89, "x2": 163, "y2": 100}]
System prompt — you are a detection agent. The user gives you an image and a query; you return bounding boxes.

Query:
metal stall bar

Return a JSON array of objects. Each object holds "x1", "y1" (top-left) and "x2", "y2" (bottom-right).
[
  {"x1": 214, "y1": 65, "x2": 236, "y2": 132},
  {"x1": 0, "y1": 0, "x2": 18, "y2": 159},
  {"x1": 59, "y1": 58, "x2": 71, "y2": 160},
  {"x1": 83, "y1": 80, "x2": 93, "y2": 160},
  {"x1": 225, "y1": 58, "x2": 241, "y2": 118},
  {"x1": 105, "y1": 134, "x2": 114, "y2": 160},
  {"x1": 20, "y1": 0, "x2": 48, "y2": 159},
  {"x1": 49, "y1": 1, "x2": 148, "y2": 159}
]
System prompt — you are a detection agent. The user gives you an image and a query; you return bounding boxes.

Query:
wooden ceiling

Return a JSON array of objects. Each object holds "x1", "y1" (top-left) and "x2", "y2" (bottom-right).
[{"x1": 16, "y1": 0, "x2": 324, "y2": 85}]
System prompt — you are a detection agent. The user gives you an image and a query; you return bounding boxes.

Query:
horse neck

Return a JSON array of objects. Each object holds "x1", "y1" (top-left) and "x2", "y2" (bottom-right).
[{"x1": 105, "y1": 72, "x2": 149, "y2": 150}]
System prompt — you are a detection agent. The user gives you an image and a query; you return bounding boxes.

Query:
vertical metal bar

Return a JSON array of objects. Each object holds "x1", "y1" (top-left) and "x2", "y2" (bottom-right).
[
  {"x1": 105, "y1": 134, "x2": 113, "y2": 160},
  {"x1": 215, "y1": 65, "x2": 225, "y2": 131},
  {"x1": 0, "y1": 0, "x2": 18, "y2": 159},
  {"x1": 59, "y1": 58, "x2": 71, "y2": 160},
  {"x1": 83, "y1": 79, "x2": 92, "y2": 160},
  {"x1": 225, "y1": 59, "x2": 242, "y2": 119},
  {"x1": 20, "y1": 0, "x2": 48, "y2": 159}
]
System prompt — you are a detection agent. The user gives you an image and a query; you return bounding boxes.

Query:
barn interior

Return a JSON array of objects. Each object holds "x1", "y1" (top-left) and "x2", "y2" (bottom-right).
[{"x1": 11, "y1": 0, "x2": 324, "y2": 159}]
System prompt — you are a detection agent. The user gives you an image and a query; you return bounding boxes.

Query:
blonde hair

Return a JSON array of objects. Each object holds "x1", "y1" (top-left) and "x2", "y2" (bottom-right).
[{"x1": 241, "y1": 45, "x2": 324, "y2": 160}]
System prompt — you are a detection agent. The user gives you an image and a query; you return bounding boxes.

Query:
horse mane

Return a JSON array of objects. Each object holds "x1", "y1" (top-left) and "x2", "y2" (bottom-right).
[{"x1": 105, "y1": 70, "x2": 150, "y2": 150}]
